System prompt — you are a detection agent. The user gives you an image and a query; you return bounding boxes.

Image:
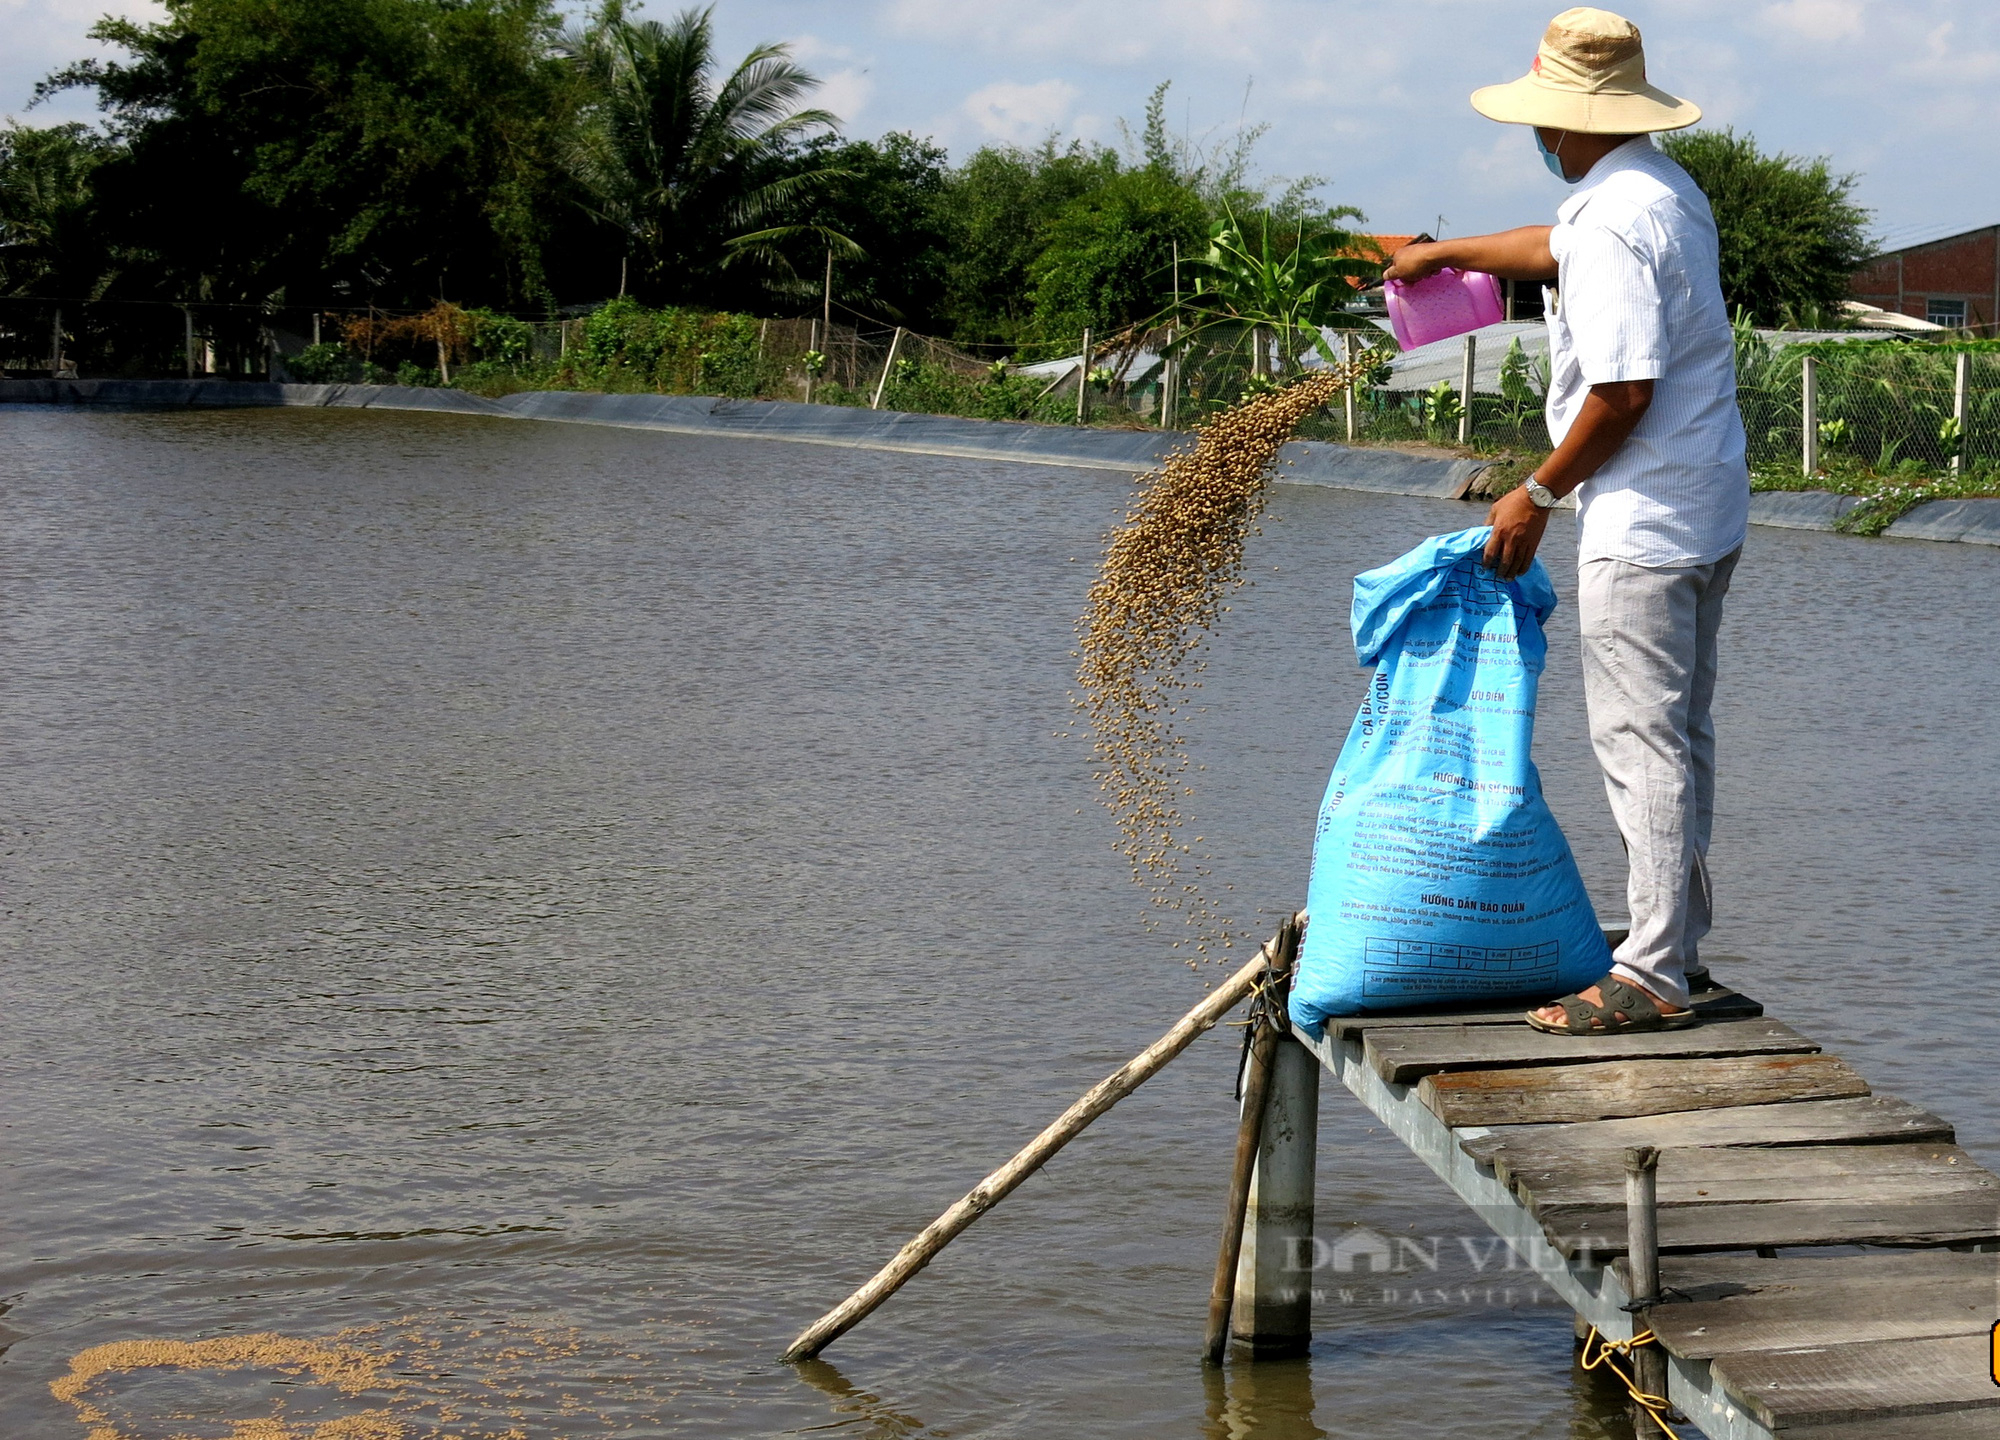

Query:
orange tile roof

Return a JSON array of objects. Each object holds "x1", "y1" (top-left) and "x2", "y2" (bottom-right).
[{"x1": 1338, "y1": 234, "x2": 1411, "y2": 288}]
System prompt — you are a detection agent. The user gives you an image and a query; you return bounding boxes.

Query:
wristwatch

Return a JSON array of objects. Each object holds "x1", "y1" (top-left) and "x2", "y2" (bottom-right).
[{"x1": 1524, "y1": 476, "x2": 1561, "y2": 509}]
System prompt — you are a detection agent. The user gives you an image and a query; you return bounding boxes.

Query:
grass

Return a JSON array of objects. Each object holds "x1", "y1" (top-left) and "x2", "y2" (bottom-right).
[{"x1": 1752, "y1": 456, "x2": 2000, "y2": 535}]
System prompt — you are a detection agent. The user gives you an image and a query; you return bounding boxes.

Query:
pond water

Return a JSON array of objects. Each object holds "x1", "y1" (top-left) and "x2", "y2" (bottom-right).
[{"x1": 4, "y1": 406, "x2": 1998, "y2": 1440}]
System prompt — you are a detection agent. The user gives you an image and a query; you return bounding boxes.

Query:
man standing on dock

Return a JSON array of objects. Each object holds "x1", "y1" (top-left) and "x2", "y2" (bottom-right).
[{"x1": 1383, "y1": 8, "x2": 1749, "y2": 1034}]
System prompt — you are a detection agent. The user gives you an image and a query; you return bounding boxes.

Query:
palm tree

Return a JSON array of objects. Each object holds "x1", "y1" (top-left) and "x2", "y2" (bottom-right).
[
  {"x1": 561, "y1": 3, "x2": 858, "y2": 302},
  {"x1": 0, "y1": 121, "x2": 111, "y2": 297}
]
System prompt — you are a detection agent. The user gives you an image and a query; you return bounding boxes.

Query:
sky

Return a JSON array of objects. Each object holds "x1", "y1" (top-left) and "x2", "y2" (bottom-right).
[{"x1": 8, "y1": 0, "x2": 1997, "y2": 250}]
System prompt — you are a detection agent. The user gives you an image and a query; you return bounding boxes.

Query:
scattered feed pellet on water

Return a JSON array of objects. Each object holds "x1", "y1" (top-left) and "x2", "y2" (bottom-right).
[{"x1": 1075, "y1": 355, "x2": 1381, "y2": 962}]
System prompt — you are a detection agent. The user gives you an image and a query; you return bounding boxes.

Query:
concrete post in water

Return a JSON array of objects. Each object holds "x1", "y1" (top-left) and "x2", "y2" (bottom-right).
[
  {"x1": 1624, "y1": 1145, "x2": 1667, "y2": 1418},
  {"x1": 870, "y1": 327, "x2": 904, "y2": 411},
  {"x1": 1802, "y1": 355, "x2": 1819, "y2": 477},
  {"x1": 1343, "y1": 332, "x2": 1358, "y2": 442},
  {"x1": 1953, "y1": 349, "x2": 1970, "y2": 477},
  {"x1": 1230, "y1": 1032, "x2": 1318, "y2": 1358},
  {"x1": 1077, "y1": 328, "x2": 1093, "y2": 424},
  {"x1": 1458, "y1": 332, "x2": 1477, "y2": 446}
]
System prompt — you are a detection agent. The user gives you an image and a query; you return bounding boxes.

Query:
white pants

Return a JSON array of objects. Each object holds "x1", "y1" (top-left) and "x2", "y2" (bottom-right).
[{"x1": 1577, "y1": 548, "x2": 1740, "y2": 1010}]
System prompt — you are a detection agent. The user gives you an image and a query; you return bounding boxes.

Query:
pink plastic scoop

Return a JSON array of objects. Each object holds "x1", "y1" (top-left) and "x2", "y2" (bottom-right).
[{"x1": 1382, "y1": 268, "x2": 1505, "y2": 349}]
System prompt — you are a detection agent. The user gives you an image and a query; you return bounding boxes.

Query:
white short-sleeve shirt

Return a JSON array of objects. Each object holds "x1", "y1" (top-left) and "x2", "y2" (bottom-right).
[{"x1": 1545, "y1": 138, "x2": 1749, "y2": 568}]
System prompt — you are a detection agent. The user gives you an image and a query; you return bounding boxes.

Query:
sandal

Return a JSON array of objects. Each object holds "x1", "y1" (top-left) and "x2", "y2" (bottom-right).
[{"x1": 1524, "y1": 975, "x2": 1699, "y2": 1035}]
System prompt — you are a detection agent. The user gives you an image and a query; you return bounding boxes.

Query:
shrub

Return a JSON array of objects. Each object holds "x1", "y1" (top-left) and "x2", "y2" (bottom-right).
[{"x1": 287, "y1": 342, "x2": 357, "y2": 383}]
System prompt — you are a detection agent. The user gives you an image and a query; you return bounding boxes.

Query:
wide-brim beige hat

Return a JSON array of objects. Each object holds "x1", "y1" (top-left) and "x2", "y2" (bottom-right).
[{"x1": 1471, "y1": 7, "x2": 1700, "y2": 134}]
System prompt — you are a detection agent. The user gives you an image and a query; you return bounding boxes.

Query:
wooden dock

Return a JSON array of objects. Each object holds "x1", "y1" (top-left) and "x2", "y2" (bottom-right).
[{"x1": 1235, "y1": 956, "x2": 2000, "y2": 1437}]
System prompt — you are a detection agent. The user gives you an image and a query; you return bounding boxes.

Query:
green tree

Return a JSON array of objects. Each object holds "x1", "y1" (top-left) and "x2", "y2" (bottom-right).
[
  {"x1": 560, "y1": 2, "x2": 855, "y2": 305},
  {"x1": 1024, "y1": 167, "x2": 1209, "y2": 346},
  {"x1": 43, "y1": 0, "x2": 576, "y2": 310},
  {"x1": 0, "y1": 121, "x2": 114, "y2": 296},
  {"x1": 1659, "y1": 127, "x2": 1873, "y2": 326},
  {"x1": 934, "y1": 139, "x2": 1120, "y2": 345},
  {"x1": 782, "y1": 131, "x2": 952, "y2": 328}
]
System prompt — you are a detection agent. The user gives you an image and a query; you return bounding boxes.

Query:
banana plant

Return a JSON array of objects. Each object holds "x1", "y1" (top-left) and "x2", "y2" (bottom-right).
[{"x1": 1163, "y1": 201, "x2": 1383, "y2": 373}]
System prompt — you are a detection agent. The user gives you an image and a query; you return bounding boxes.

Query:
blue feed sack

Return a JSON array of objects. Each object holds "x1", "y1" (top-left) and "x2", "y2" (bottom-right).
[{"x1": 1289, "y1": 528, "x2": 1610, "y2": 1035}]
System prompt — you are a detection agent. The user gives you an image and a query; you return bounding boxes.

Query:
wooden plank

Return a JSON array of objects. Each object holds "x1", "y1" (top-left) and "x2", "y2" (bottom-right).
[
  {"x1": 1502, "y1": 1142, "x2": 1995, "y2": 1211},
  {"x1": 1368, "y1": 1017, "x2": 1818, "y2": 1085},
  {"x1": 1420, "y1": 1053, "x2": 1869, "y2": 1127},
  {"x1": 1780, "y1": 1409, "x2": 2000, "y2": 1439},
  {"x1": 1653, "y1": 1249, "x2": 2000, "y2": 1293},
  {"x1": 1321, "y1": 986, "x2": 1761, "y2": 1041},
  {"x1": 1538, "y1": 1192, "x2": 2000, "y2": 1258},
  {"x1": 1632, "y1": 1251, "x2": 2000, "y2": 1361},
  {"x1": 1458, "y1": 1095, "x2": 1953, "y2": 1168},
  {"x1": 1710, "y1": 1332, "x2": 2000, "y2": 1430}
]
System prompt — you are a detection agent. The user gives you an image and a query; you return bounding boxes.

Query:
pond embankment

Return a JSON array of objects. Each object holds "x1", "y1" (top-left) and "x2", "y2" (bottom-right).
[{"x1": 7, "y1": 377, "x2": 1998, "y2": 545}]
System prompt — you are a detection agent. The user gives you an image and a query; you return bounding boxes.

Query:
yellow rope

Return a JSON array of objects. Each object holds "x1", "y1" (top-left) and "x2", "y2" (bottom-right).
[{"x1": 1579, "y1": 1325, "x2": 1679, "y2": 1437}]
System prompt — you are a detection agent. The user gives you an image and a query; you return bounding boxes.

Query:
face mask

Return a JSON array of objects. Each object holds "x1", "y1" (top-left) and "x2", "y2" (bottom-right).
[{"x1": 1536, "y1": 129, "x2": 1579, "y2": 184}]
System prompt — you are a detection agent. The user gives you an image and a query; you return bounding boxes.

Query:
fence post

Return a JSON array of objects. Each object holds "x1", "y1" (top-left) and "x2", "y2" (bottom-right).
[
  {"x1": 870, "y1": 326, "x2": 904, "y2": 411},
  {"x1": 183, "y1": 306, "x2": 196, "y2": 379},
  {"x1": 1953, "y1": 349, "x2": 1970, "y2": 477},
  {"x1": 1343, "y1": 332, "x2": 1358, "y2": 442},
  {"x1": 1802, "y1": 355, "x2": 1818, "y2": 477},
  {"x1": 805, "y1": 319, "x2": 818, "y2": 404},
  {"x1": 1458, "y1": 332, "x2": 1477, "y2": 446},
  {"x1": 1624, "y1": 1146, "x2": 1667, "y2": 1425},
  {"x1": 1077, "y1": 327, "x2": 1093, "y2": 424},
  {"x1": 50, "y1": 306, "x2": 63, "y2": 378},
  {"x1": 1162, "y1": 325, "x2": 1177, "y2": 430}
]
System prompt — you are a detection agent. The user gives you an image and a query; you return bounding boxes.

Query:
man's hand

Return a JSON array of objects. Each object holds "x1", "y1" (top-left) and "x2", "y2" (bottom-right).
[
  {"x1": 1482, "y1": 379, "x2": 1656, "y2": 580},
  {"x1": 1483, "y1": 485, "x2": 1551, "y2": 580},
  {"x1": 1385, "y1": 241, "x2": 1448, "y2": 285}
]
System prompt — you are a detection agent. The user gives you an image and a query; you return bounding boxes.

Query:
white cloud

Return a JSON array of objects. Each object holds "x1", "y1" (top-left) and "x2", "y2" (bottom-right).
[
  {"x1": 960, "y1": 78, "x2": 1080, "y2": 144},
  {"x1": 814, "y1": 67, "x2": 875, "y2": 130},
  {"x1": 1758, "y1": 0, "x2": 1866, "y2": 42}
]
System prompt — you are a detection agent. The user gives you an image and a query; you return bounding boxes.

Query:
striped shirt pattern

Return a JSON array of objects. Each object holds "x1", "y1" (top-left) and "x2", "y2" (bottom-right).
[{"x1": 1545, "y1": 137, "x2": 1750, "y2": 568}]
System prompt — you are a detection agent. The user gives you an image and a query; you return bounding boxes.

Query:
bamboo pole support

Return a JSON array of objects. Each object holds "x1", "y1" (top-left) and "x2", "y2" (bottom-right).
[
  {"x1": 1802, "y1": 355, "x2": 1819, "y2": 477},
  {"x1": 1458, "y1": 333, "x2": 1477, "y2": 446},
  {"x1": 782, "y1": 914, "x2": 1303, "y2": 1364},
  {"x1": 1203, "y1": 915, "x2": 1299, "y2": 1364},
  {"x1": 870, "y1": 326, "x2": 903, "y2": 411},
  {"x1": 1625, "y1": 1145, "x2": 1666, "y2": 1420},
  {"x1": 1953, "y1": 349, "x2": 1970, "y2": 477},
  {"x1": 1342, "y1": 332, "x2": 1358, "y2": 442},
  {"x1": 1076, "y1": 328, "x2": 1093, "y2": 424},
  {"x1": 1231, "y1": 1028, "x2": 1319, "y2": 1357}
]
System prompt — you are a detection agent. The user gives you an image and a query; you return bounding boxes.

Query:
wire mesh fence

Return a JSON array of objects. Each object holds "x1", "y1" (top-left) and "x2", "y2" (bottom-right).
[{"x1": 7, "y1": 296, "x2": 1998, "y2": 487}]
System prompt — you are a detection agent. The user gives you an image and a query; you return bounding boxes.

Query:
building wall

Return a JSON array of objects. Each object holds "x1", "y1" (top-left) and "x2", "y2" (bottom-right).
[{"x1": 1850, "y1": 226, "x2": 2000, "y2": 332}]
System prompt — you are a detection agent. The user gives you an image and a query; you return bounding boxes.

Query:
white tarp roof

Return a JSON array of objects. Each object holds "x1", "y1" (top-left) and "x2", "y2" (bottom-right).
[
  {"x1": 1013, "y1": 348, "x2": 1163, "y2": 382},
  {"x1": 1379, "y1": 318, "x2": 1913, "y2": 393}
]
